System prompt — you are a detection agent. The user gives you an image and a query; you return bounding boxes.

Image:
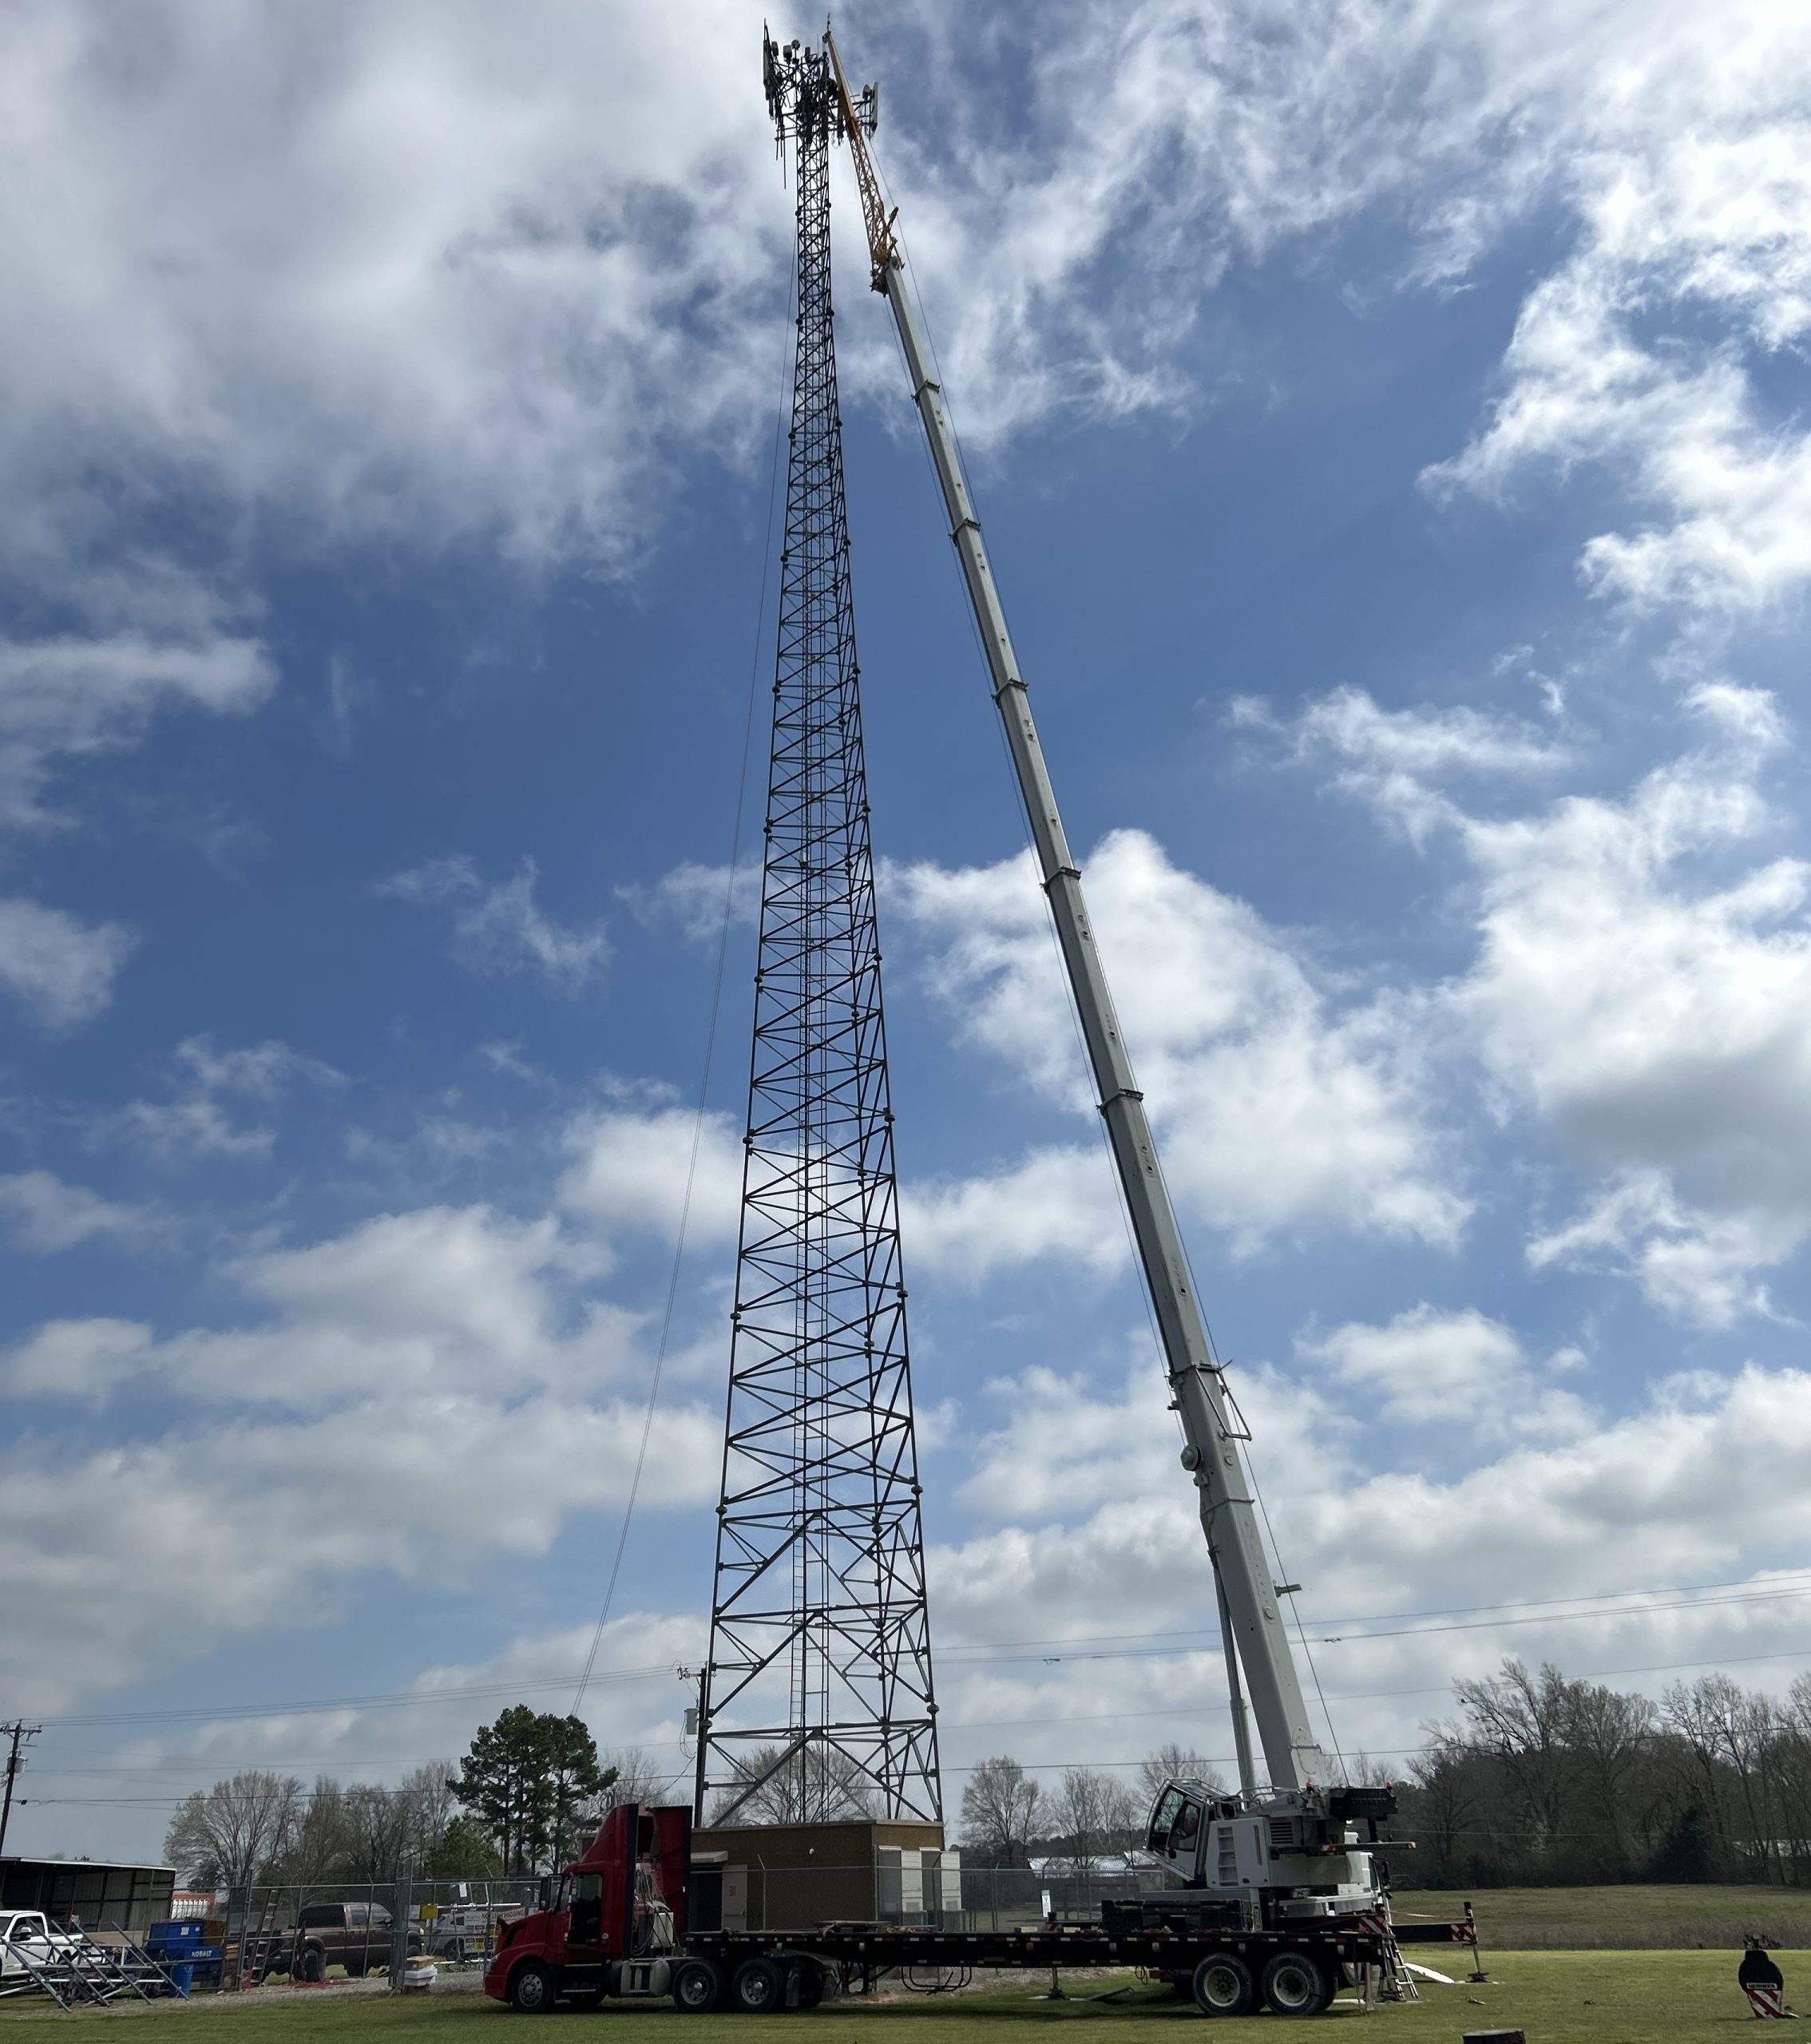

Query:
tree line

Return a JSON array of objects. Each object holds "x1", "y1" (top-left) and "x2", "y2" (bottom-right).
[
  {"x1": 957, "y1": 1745, "x2": 1224, "y2": 1867},
  {"x1": 1400, "y1": 1660, "x2": 1811, "y2": 1888},
  {"x1": 168, "y1": 1662, "x2": 1811, "y2": 1892},
  {"x1": 163, "y1": 1708, "x2": 669, "y2": 1888},
  {"x1": 963, "y1": 1666, "x2": 1811, "y2": 1891}
]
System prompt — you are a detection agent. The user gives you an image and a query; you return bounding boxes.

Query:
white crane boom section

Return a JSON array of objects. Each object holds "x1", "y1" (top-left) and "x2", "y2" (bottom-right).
[{"x1": 821, "y1": 30, "x2": 1332, "y2": 1799}]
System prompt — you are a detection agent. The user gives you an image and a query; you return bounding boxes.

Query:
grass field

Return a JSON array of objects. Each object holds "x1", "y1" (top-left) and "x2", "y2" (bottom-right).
[
  {"x1": 1394, "y1": 1882, "x2": 1811, "y2": 1948},
  {"x1": 0, "y1": 1951, "x2": 1804, "y2": 2044}
]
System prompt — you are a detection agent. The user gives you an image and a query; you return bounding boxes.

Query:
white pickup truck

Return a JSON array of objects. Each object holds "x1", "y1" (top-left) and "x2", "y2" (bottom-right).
[{"x1": 0, "y1": 1911, "x2": 73, "y2": 1986}]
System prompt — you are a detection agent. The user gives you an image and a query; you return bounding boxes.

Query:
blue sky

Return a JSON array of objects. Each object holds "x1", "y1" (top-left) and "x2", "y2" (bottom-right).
[{"x1": 6, "y1": 0, "x2": 1811, "y2": 1864}]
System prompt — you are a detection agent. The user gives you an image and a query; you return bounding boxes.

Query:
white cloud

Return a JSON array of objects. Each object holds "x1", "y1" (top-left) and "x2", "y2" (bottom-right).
[
  {"x1": 1302, "y1": 1304, "x2": 1593, "y2": 1440},
  {"x1": 894, "y1": 829, "x2": 1464, "y2": 1256},
  {"x1": 113, "y1": 1033, "x2": 344, "y2": 1158},
  {"x1": 951, "y1": 1362, "x2": 1191, "y2": 1524},
  {"x1": 0, "y1": 1388, "x2": 718, "y2": 1713},
  {"x1": 1454, "y1": 703, "x2": 1811, "y2": 1318},
  {"x1": 378, "y1": 855, "x2": 608, "y2": 992},
  {"x1": 925, "y1": 1348, "x2": 1811, "y2": 1777},
  {"x1": 0, "y1": 0, "x2": 789, "y2": 583},
  {"x1": 0, "y1": 631, "x2": 273, "y2": 827},
  {"x1": 2, "y1": 1202, "x2": 641, "y2": 1412},
  {"x1": 1527, "y1": 1173, "x2": 1801, "y2": 1329},
  {"x1": 0, "y1": 1171, "x2": 160, "y2": 1252},
  {"x1": 0, "y1": 896, "x2": 133, "y2": 1028},
  {"x1": 5, "y1": 0, "x2": 1801, "y2": 594},
  {"x1": 1270, "y1": 679, "x2": 1811, "y2": 1325},
  {"x1": 1425, "y1": 10, "x2": 1811, "y2": 614},
  {"x1": 557, "y1": 1106, "x2": 743, "y2": 1250},
  {"x1": 1, "y1": 1316, "x2": 151, "y2": 1401},
  {"x1": 903, "y1": 1144, "x2": 1127, "y2": 1287},
  {"x1": 1238, "y1": 685, "x2": 1571, "y2": 844},
  {"x1": 0, "y1": 1197, "x2": 719, "y2": 1710},
  {"x1": 620, "y1": 860, "x2": 761, "y2": 943}
]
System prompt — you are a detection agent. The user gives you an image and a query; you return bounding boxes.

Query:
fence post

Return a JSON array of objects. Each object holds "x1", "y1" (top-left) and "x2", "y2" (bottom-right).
[{"x1": 390, "y1": 1876, "x2": 412, "y2": 1993}]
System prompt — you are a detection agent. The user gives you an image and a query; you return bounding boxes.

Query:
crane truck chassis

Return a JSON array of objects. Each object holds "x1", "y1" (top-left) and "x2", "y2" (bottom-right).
[{"x1": 484, "y1": 1804, "x2": 1475, "y2": 2019}]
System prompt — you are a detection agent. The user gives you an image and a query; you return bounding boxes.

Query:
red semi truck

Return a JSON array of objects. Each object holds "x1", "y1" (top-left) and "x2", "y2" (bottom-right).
[{"x1": 484, "y1": 1804, "x2": 1473, "y2": 2019}]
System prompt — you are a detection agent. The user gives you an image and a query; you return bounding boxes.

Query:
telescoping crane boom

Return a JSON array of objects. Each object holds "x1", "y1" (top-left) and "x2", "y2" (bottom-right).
[{"x1": 799, "y1": 28, "x2": 1397, "y2": 1919}]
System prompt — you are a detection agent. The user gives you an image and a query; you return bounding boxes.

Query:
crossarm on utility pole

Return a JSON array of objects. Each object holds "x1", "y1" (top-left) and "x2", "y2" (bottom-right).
[{"x1": 822, "y1": 33, "x2": 1331, "y2": 1797}]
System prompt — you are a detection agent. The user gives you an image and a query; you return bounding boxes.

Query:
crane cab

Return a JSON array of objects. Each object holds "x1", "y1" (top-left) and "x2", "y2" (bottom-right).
[
  {"x1": 1144, "y1": 1778, "x2": 1392, "y2": 1926},
  {"x1": 1145, "y1": 1781, "x2": 1226, "y2": 1888}
]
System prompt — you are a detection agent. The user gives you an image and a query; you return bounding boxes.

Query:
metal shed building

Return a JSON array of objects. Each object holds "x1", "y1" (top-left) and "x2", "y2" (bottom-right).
[{"x1": 0, "y1": 1857, "x2": 176, "y2": 1939}]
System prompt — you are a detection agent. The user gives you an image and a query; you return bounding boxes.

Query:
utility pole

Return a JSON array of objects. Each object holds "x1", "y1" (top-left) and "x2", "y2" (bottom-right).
[{"x1": 0, "y1": 1722, "x2": 41, "y2": 1857}]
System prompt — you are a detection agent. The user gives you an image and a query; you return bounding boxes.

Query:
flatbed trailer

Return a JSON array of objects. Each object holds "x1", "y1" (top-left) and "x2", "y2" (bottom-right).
[{"x1": 483, "y1": 1807, "x2": 1472, "y2": 2020}]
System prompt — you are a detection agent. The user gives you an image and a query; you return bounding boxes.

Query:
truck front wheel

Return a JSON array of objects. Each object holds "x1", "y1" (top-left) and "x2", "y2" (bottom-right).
[
  {"x1": 729, "y1": 1958, "x2": 786, "y2": 2014},
  {"x1": 1192, "y1": 1952, "x2": 1255, "y2": 2018},
  {"x1": 672, "y1": 1960, "x2": 724, "y2": 2014},
  {"x1": 508, "y1": 1962, "x2": 557, "y2": 2013},
  {"x1": 1258, "y1": 1951, "x2": 1332, "y2": 2018}
]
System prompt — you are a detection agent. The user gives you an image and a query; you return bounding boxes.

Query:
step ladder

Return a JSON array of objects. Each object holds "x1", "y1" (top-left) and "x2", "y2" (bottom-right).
[
  {"x1": 237, "y1": 1891, "x2": 283, "y2": 1991},
  {"x1": 1357, "y1": 1910, "x2": 1421, "y2": 2006}
]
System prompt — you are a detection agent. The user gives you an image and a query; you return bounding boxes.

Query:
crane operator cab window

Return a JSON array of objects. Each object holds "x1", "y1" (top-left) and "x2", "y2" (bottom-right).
[
  {"x1": 1147, "y1": 1785, "x2": 1205, "y2": 1859},
  {"x1": 570, "y1": 1872, "x2": 603, "y2": 1948}
]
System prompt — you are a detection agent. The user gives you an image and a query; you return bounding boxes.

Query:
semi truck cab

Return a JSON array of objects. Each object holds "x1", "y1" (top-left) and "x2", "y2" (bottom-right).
[{"x1": 486, "y1": 1804, "x2": 691, "y2": 2012}]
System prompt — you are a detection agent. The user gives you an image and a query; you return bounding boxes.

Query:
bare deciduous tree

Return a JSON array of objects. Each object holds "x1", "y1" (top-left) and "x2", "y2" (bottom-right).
[
  {"x1": 1136, "y1": 1745, "x2": 1228, "y2": 1808},
  {"x1": 272, "y1": 1777, "x2": 350, "y2": 1887},
  {"x1": 708, "y1": 1742, "x2": 875, "y2": 1824},
  {"x1": 163, "y1": 1771, "x2": 303, "y2": 1888},
  {"x1": 599, "y1": 1746, "x2": 674, "y2": 1811},
  {"x1": 959, "y1": 1756, "x2": 1042, "y2": 1866},
  {"x1": 400, "y1": 1761, "x2": 460, "y2": 1864},
  {"x1": 1052, "y1": 1768, "x2": 1138, "y2": 1870}
]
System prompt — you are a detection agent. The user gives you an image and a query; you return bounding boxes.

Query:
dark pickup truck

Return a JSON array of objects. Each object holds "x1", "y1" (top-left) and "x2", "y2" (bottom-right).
[{"x1": 289, "y1": 1903, "x2": 422, "y2": 1980}]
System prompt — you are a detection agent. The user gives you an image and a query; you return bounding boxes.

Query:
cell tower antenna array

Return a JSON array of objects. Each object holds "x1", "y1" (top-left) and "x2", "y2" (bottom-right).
[{"x1": 692, "y1": 33, "x2": 940, "y2": 1828}]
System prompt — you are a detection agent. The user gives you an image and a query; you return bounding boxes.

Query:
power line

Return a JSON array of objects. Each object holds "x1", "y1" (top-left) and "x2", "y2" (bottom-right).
[
  {"x1": 31, "y1": 1635, "x2": 1811, "y2": 1785},
  {"x1": 33, "y1": 1567, "x2": 1811, "y2": 1735},
  {"x1": 569, "y1": 252, "x2": 795, "y2": 1723}
]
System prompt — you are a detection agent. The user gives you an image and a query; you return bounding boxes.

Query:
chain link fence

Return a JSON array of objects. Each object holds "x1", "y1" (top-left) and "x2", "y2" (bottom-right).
[
  {"x1": 159, "y1": 1864, "x2": 1172, "y2": 1991},
  {"x1": 212, "y1": 1877, "x2": 544, "y2": 1987},
  {"x1": 958, "y1": 1864, "x2": 1174, "y2": 1931}
]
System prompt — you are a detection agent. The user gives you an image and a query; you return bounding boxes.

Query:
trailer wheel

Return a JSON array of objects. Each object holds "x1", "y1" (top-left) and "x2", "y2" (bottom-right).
[
  {"x1": 791, "y1": 1962, "x2": 825, "y2": 2009},
  {"x1": 672, "y1": 1959, "x2": 724, "y2": 2014},
  {"x1": 729, "y1": 1958, "x2": 786, "y2": 2014},
  {"x1": 1258, "y1": 1951, "x2": 1332, "y2": 2018},
  {"x1": 1192, "y1": 1952, "x2": 1255, "y2": 2017},
  {"x1": 508, "y1": 1961, "x2": 556, "y2": 2013}
]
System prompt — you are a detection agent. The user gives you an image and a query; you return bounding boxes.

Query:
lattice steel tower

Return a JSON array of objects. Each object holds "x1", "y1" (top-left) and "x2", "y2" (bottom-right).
[{"x1": 692, "y1": 36, "x2": 941, "y2": 1828}]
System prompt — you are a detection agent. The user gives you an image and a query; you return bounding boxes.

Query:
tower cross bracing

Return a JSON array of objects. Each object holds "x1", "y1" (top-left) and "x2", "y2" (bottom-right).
[{"x1": 693, "y1": 37, "x2": 940, "y2": 1828}]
